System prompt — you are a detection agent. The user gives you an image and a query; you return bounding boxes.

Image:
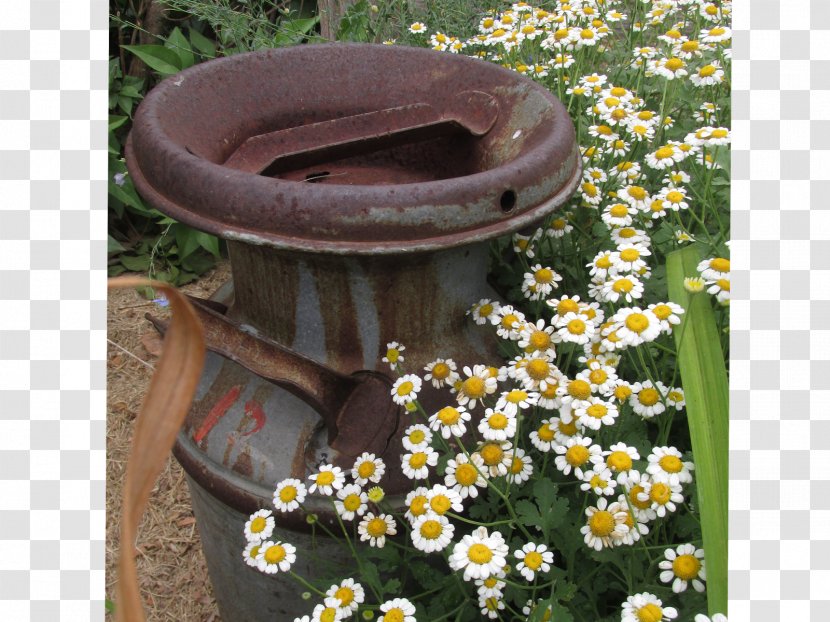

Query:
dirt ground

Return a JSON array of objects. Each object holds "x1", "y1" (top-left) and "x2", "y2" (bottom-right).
[{"x1": 106, "y1": 262, "x2": 232, "y2": 621}]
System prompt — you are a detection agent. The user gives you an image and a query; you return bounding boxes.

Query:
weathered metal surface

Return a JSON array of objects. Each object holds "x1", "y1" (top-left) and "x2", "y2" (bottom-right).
[
  {"x1": 127, "y1": 42, "x2": 581, "y2": 620},
  {"x1": 126, "y1": 43, "x2": 581, "y2": 254},
  {"x1": 223, "y1": 92, "x2": 499, "y2": 175}
]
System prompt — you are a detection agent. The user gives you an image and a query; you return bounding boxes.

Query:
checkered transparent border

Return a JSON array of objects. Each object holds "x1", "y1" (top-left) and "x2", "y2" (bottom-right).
[{"x1": 0, "y1": 0, "x2": 819, "y2": 619}]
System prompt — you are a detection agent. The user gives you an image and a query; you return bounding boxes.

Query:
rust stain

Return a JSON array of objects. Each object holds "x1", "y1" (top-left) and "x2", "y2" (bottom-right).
[
  {"x1": 193, "y1": 384, "x2": 242, "y2": 444},
  {"x1": 222, "y1": 433, "x2": 237, "y2": 467},
  {"x1": 291, "y1": 421, "x2": 316, "y2": 479},
  {"x1": 233, "y1": 445, "x2": 253, "y2": 478}
]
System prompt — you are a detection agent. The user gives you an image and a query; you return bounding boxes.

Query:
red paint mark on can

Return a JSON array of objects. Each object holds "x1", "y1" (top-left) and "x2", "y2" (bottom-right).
[
  {"x1": 194, "y1": 385, "x2": 242, "y2": 443},
  {"x1": 240, "y1": 400, "x2": 266, "y2": 437}
]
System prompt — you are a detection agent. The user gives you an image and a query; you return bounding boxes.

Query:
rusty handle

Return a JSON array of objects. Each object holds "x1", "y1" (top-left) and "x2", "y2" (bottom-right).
[
  {"x1": 148, "y1": 296, "x2": 401, "y2": 457},
  {"x1": 222, "y1": 90, "x2": 499, "y2": 175}
]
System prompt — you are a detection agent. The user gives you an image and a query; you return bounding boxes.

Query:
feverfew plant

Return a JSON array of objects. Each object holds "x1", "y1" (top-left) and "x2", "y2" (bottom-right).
[{"x1": 238, "y1": 1, "x2": 730, "y2": 620}]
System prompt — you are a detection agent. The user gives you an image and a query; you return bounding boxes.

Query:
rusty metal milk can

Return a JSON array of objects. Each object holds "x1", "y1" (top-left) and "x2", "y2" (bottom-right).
[{"x1": 126, "y1": 43, "x2": 579, "y2": 620}]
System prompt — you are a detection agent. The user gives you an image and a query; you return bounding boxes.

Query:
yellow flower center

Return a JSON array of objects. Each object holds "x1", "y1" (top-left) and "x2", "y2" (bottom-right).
[
  {"x1": 480, "y1": 443, "x2": 504, "y2": 466},
  {"x1": 665, "y1": 57, "x2": 684, "y2": 71},
  {"x1": 420, "y1": 519, "x2": 442, "y2": 539},
  {"x1": 568, "y1": 379, "x2": 591, "y2": 400},
  {"x1": 396, "y1": 381, "x2": 414, "y2": 397},
  {"x1": 655, "y1": 146, "x2": 674, "y2": 160},
  {"x1": 612, "y1": 278, "x2": 634, "y2": 293},
  {"x1": 580, "y1": 28, "x2": 595, "y2": 39},
  {"x1": 278, "y1": 485, "x2": 297, "y2": 503},
  {"x1": 709, "y1": 26, "x2": 724, "y2": 34},
  {"x1": 527, "y1": 359, "x2": 551, "y2": 381},
  {"x1": 554, "y1": 28, "x2": 570, "y2": 41},
  {"x1": 455, "y1": 463, "x2": 479, "y2": 486},
  {"x1": 522, "y1": 25, "x2": 536, "y2": 35},
  {"x1": 596, "y1": 255, "x2": 612, "y2": 269},
  {"x1": 596, "y1": 124, "x2": 613, "y2": 135},
  {"x1": 665, "y1": 28, "x2": 681, "y2": 39},
  {"x1": 366, "y1": 517, "x2": 388, "y2": 537},
  {"x1": 710, "y1": 257, "x2": 730, "y2": 272},
  {"x1": 582, "y1": 182, "x2": 598, "y2": 196},
  {"x1": 589, "y1": 474, "x2": 607, "y2": 489},
  {"x1": 637, "y1": 603, "x2": 664, "y2": 622},
  {"x1": 638, "y1": 110, "x2": 655, "y2": 121},
  {"x1": 672, "y1": 553, "x2": 701, "y2": 580},
  {"x1": 638, "y1": 387, "x2": 660, "y2": 406},
  {"x1": 250, "y1": 516, "x2": 267, "y2": 533},
  {"x1": 409, "y1": 496, "x2": 427, "y2": 516},
  {"x1": 468, "y1": 543, "x2": 494, "y2": 564},
  {"x1": 247, "y1": 544, "x2": 260, "y2": 559},
  {"x1": 612, "y1": 109, "x2": 628, "y2": 121},
  {"x1": 586, "y1": 403, "x2": 608, "y2": 419},
  {"x1": 482, "y1": 18, "x2": 494, "y2": 28},
  {"x1": 567, "y1": 318, "x2": 587, "y2": 335},
  {"x1": 620, "y1": 248, "x2": 640, "y2": 263},
  {"x1": 607, "y1": 451, "x2": 632, "y2": 472},
  {"x1": 659, "y1": 455, "x2": 683, "y2": 473},
  {"x1": 386, "y1": 348, "x2": 400, "y2": 363},
  {"x1": 651, "y1": 304, "x2": 672, "y2": 320},
  {"x1": 668, "y1": 390, "x2": 683, "y2": 402},
  {"x1": 682, "y1": 40, "x2": 700, "y2": 52},
  {"x1": 427, "y1": 364, "x2": 449, "y2": 383},
  {"x1": 628, "y1": 186, "x2": 646, "y2": 200},
  {"x1": 357, "y1": 461, "x2": 376, "y2": 479},
  {"x1": 589, "y1": 510, "x2": 615, "y2": 536},
  {"x1": 510, "y1": 457, "x2": 524, "y2": 474},
  {"x1": 501, "y1": 313, "x2": 519, "y2": 329},
  {"x1": 589, "y1": 369, "x2": 608, "y2": 385},
  {"x1": 316, "y1": 471, "x2": 335, "y2": 486},
  {"x1": 462, "y1": 376, "x2": 486, "y2": 399},
  {"x1": 335, "y1": 586, "x2": 354, "y2": 606},
  {"x1": 537, "y1": 423, "x2": 555, "y2": 442},
  {"x1": 320, "y1": 607, "x2": 338, "y2": 622},
  {"x1": 488, "y1": 413, "x2": 509, "y2": 429},
  {"x1": 630, "y1": 485, "x2": 651, "y2": 509},
  {"x1": 535, "y1": 268, "x2": 554, "y2": 283},
  {"x1": 699, "y1": 64, "x2": 716, "y2": 77},
  {"x1": 625, "y1": 313, "x2": 650, "y2": 333},
  {"x1": 551, "y1": 218, "x2": 567, "y2": 230},
  {"x1": 565, "y1": 444, "x2": 589, "y2": 466},
  {"x1": 438, "y1": 406, "x2": 461, "y2": 425},
  {"x1": 557, "y1": 299, "x2": 580, "y2": 315},
  {"x1": 409, "y1": 452, "x2": 427, "y2": 469},
  {"x1": 650, "y1": 199, "x2": 666, "y2": 213},
  {"x1": 559, "y1": 419, "x2": 578, "y2": 436},
  {"x1": 430, "y1": 494, "x2": 452, "y2": 515},
  {"x1": 650, "y1": 482, "x2": 671, "y2": 505},
  {"x1": 264, "y1": 544, "x2": 286, "y2": 564},
  {"x1": 610, "y1": 204, "x2": 629, "y2": 217},
  {"x1": 524, "y1": 551, "x2": 543, "y2": 570},
  {"x1": 529, "y1": 330, "x2": 551, "y2": 351},
  {"x1": 491, "y1": 28, "x2": 506, "y2": 38},
  {"x1": 477, "y1": 303, "x2": 494, "y2": 319},
  {"x1": 408, "y1": 429, "x2": 425, "y2": 445},
  {"x1": 383, "y1": 609, "x2": 404, "y2": 622},
  {"x1": 343, "y1": 494, "x2": 362, "y2": 512},
  {"x1": 666, "y1": 191, "x2": 684, "y2": 204}
]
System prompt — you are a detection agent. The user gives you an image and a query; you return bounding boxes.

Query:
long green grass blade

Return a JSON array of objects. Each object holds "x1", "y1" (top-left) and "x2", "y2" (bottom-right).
[{"x1": 666, "y1": 245, "x2": 729, "y2": 617}]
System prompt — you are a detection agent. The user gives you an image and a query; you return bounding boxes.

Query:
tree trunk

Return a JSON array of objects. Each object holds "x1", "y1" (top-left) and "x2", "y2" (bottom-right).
[{"x1": 318, "y1": 0, "x2": 357, "y2": 41}]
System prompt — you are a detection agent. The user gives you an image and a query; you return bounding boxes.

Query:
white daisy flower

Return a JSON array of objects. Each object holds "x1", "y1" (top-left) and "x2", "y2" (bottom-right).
[
  {"x1": 690, "y1": 61, "x2": 725, "y2": 87},
  {"x1": 448, "y1": 526, "x2": 509, "y2": 581},
  {"x1": 404, "y1": 487, "x2": 430, "y2": 525},
  {"x1": 308, "y1": 465, "x2": 345, "y2": 496},
  {"x1": 624, "y1": 471, "x2": 658, "y2": 523},
  {"x1": 556, "y1": 311, "x2": 596, "y2": 345},
  {"x1": 401, "y1": 424, "x2": 432, "y2": 452},
  {"x1": 517, "y1": 319, "x2": 559, "y2": 359},
  {"x1": 613, "y1": 494, "x2": 650, "y2": 546},
  {"x1": 577, "y1": 361, "x2": 618, "y2": 396},
  {"x1": 408, "y1": 22, "x2": 427, "y2": 34},
  {"x1": 575, "y1": 396, "x2": 619, "y2": 430},
  {"x1": 401, "y1": 446, "x2": 438, "y2": 480},
  {"x1": 480, "y1": 594, "x2": 505, "y2": 619},
  {"x1": 391, "y1": 374, "x2": 422, "y2": 405},
  {"x1": 244, "y1": 509, "x2": 275, "y2": 543},
  {"x1": 598, "y1": 442, "x2": 641, "y2": 484},
  {"x1": 514, "y1": 542, "x2": 553, "y2": 581},
  {"x1": 411, "y1": 512, "x2": 455, "y2": 553},
  {"x1": 611, "y1": 307, "x2": 662, "y2": 346},
  {"x1": 242, "y1": 541, "x2": 262, "y2": 567},
  {"x1": 666, "y1": 386, "x2": 686, "y2": 410},
  {"x1": 580, "y1": 466, "x2": 618, "y2": 496},
  {"x1": 700, "y1": 25, "x2": 731, "y2": 43},
  {"x1": 580, "y1": 497, "x2": 629, "y2": 551},
  {"x1": 610, "y1": 226, "x2": 650, "y2": 247},
  {"x1": 644, "y1": 474, "x2": 684, "y2": 517},
  {"x1": 494, "y1": 388, "x2": 538, "y2": 417},
  {"x1": 326, "y1": 579, "x2": 365, "y2": 617},
  {"x1": 478, "y1": 407, "x2": 517, "y2": 441},
  {"x1": 381, "y1": 341, "x2": 405, "y2": 370},
  {"x1": 529, "y1": 418, "x2": 558, "y2": 453},
  {"x1": 505, "y1": 447, "x2": 533, "y2": 484},
  {"x1": 599, "y1": 274, "x2": 645, "y2": 304},
  {"x1": 429, "y1": 404, "x2": 471, "y2": 439},
  {"x1": 647, "y1": 446, "x2": 695, "y2": 486},
  {"x1": 445, "y1": 452, "x2": 488, "y2": 499},
  {"x1": 334, "y1": 484, "x2": 368, "y2": 521},
  {"x1": 697, "y1": 256, "x2": 730, "y2": 281},
  {"x1": 256, "y1": 540, "x2": 296, "y2": 574},
  {"x1": 621, "y1": 592, "x2": 678, "y2": 622},
  {"x1": 602, "y1": 202, "x2": 634, "y2": 227},
  {"x1": 587, "y1": 250, "x2": 616, "y2": 281},
  {"x1": 554, "y1": 436, "x2": 601, "y2": 478},
  {"x1": 695, "y1": 615, "x2": 727, "y2": 622},
  {"x1": 273, "y1": 478, "x2": 307, "y2": 513},
  {"x1": 423, "y1": 357, "x2": 460, "y2": 389},
  {"x1": 547, "y1": 215, "x2": 573, "y2": 238},
  {"x1": 659, "y1": 543, "x2": 707, "y2": 593},
  {"x1": 426, "y1": 484, "x2": 463, "y2": 516},
  {"x1": 476, "y1": 574, "x2": 506, "y2": 600},
  {"x1": 474, "y1": 441, "x2": 514, "y2": 477},
  {"x1": 468, "y1": 299, "x2": 501, "y2": 326},
  {"x1": 456, "y1": 365, "x2": 498, "y2": 408},
  {"x1": 351, "y1": 452, "x2": 385, "y2": 486},
  {"x1": 379, "y1": 598, "x2": 416, "y2": 622},
  {"x1": 630, "y1": 380, "x2": 668, "y2": 419},
  {"x1": 358, "y1": 512, "x2": 396, "y2": 548},
  {"x1": 648, "y1": 302, "x2": 684, "y2": 334}
]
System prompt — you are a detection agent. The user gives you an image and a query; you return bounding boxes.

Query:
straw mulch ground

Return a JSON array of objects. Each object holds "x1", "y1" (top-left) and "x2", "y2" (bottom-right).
[{"x1": 106, "y1": 262, "x2": 232, "y2": 621}]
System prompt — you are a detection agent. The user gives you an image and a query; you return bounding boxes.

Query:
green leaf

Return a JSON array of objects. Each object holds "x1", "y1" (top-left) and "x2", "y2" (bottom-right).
[
  {"x1": 108, "y1": 234, "x2": 126, "y2": 254},
  {"x1": 117, "y1": 95, "x2": 134, "y2": 117},
  {"x1": 188, "y1": 28, "x2": 216, "y2": 59},
  {"x1": 166, "y1": 27, "x2": 195, "y2": 69},
  {"x1": 109, "y1": 115, "x2": 129, "y2": 132},
  {"x1": 121, "y1": 44, "x2": 183, "y2": 76},
  {"x1": 195, "y1": 231, "x2": 220, "y2": 258},
  {"x1": 181, "y1": 251, "x2": 215, "y2": 276},
  {"x1": 119, "y1": 254, "x2": 152, "y2": 272},
  {"x1": 666, "y1": 245, "x2": 728, "y2": 617},
  {"x1": 105, "y1": 599, "x2": 115, "y2": 613}
]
